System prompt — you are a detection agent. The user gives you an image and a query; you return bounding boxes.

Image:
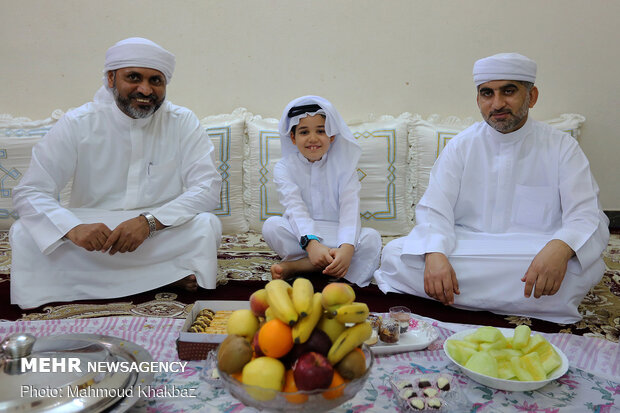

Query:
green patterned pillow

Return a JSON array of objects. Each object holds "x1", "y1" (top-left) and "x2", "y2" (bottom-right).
[
  {"x1": 0, "y1": 109, "x2": 251, "y2": 234},
  {"x1": 410, "y1": 113, "x2": 586, "y2": 212},
  {"x1": 0, "y1": 114, "x2": 65, "y2": 231},
  {"x1": 200, "y1": 108, "x2": 250, "y2": 233},
  {"x1": 244, "y1": 113, "x2": 414, "y2": 236}
]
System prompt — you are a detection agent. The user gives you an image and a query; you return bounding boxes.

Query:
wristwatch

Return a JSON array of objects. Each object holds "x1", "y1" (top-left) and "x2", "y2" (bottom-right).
[
  {"x1": 140, "y1": 212, "x2": 157, "y2": 238},
  {"x1": 299, "y1": 235, "x2": 319, "y2": 250}
]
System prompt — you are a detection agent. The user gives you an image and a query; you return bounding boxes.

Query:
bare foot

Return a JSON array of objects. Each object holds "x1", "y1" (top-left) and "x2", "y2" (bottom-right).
[
  {"x1": 168, "y1": 274, "x2": 198, "y2": 292},
  {"x1": 271, "y1": 263, "x2": 286, "y2": 280},
  {"x1": 270, "y1": 258, "x2": 322, "y2": 280}
]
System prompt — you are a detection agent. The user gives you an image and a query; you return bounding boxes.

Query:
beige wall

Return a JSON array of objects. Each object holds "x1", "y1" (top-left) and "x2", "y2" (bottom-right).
[{"x1": 1, "y1": 0, "x2": 618, "y2": 209}]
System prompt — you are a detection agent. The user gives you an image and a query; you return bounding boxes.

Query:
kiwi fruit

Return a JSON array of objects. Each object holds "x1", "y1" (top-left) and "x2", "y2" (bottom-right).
[
  {"x1": 217, "y1": 334, "x2": 253, "y2": 374},
  {"x1": 335, "y1": 348, "x2": 366, "y2": 380}
]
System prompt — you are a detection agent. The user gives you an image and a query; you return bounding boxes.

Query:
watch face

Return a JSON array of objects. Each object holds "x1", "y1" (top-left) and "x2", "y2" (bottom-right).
[{"x1": 300, "y1": 236, "x2": 309, "y2": 249}]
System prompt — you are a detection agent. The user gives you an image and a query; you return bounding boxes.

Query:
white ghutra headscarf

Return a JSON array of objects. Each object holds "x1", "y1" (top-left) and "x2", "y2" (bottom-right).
[
  {"x1": 94, "y1": 37, "x2": 176, "y2": 103},
  {"x1": 278, "y1": 95, "x2": 361, "y2": 167}
]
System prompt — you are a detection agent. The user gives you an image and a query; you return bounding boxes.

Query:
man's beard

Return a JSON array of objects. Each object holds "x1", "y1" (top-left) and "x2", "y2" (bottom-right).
[
  {"x1": 112, "y1": 87, "x2": 163, "y2": 119},
  {"x1": 483, "y1": 93, "x2": 530, "y2": 133}
]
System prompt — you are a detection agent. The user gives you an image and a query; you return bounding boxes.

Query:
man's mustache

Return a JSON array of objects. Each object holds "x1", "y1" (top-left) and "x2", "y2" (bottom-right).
[
  {"x1": 490, "y1": 109, "x2": 512, "y2": 116},
  {"x1": 129, "y1": 92, "x2": 156, "y2": 101}
]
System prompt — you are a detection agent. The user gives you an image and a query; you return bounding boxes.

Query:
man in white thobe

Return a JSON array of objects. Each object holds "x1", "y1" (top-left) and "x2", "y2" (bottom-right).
[
  {"x1": 374, "y1": 53, "x2": 609, "y2": 323},
  {"x1": 10, "y1": 37, "x2": 223, "y2": 309}
]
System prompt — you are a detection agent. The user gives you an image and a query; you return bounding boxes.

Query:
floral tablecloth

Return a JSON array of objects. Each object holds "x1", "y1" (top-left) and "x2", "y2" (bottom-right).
[{"x1": 0, "y1": 316, "x2": 618, "y2": 412}]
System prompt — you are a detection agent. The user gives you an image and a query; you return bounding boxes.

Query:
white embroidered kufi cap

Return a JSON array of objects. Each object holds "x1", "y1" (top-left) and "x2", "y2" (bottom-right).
[
  {"x1": 104, "y1": 37, "x2": 175, "y2": 83},
  {"x1": 278, "y1": 95, "x2": 361, "y2": 164},
  {"x1": 473, "y1": 52, "x2": 537, "y2": 87},
  {"x1": 95, "y1": 37, "x2": 175, "y2": 102}
]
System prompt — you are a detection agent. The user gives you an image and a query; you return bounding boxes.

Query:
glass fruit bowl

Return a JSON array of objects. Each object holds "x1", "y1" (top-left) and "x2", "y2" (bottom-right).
[{"x1": 218, "y1": 344, "x2": 374, "y2": 412}]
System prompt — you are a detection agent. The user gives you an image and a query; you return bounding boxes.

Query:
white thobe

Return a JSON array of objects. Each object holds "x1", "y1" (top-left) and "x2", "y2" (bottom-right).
[
  {"x1": 262, "y1": 152, "x2": 381, "y2": 286},
  {"x1": 374, "y1": 118, "x2": 609, "y2": 323},
  {"x1": 10, "y1": 100, "x2": 223, "y2": 308}
]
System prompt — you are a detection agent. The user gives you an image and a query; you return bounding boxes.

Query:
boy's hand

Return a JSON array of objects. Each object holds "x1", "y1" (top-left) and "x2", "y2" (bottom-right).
[
  {"x1": 324, "y1": 243, "x2": 354, "y2": 278},
  {"x1": 305, "y1": 240, "x2": 333, "y2": 268}
]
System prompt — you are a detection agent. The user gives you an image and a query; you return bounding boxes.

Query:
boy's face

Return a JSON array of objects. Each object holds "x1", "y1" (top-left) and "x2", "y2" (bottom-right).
[{"x1": 290, "y1": 115, "x2": 335, "y2": 162}]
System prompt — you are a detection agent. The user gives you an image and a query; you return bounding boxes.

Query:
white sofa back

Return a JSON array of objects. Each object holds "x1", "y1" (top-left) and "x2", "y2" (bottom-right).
[{"x1": 0, "y1": 110, "x2": 585, "y2": 236}]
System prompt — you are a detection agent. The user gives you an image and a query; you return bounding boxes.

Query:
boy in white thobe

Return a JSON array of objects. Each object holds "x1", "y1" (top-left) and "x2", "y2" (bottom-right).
[
  {"x1": 10, "y1": 38, "x2": 223, "y2": 309},
  {"x1": 262, "y1": 96, "x2": 381, "y2": 287},
  {"x1": 374, "y1": 53, "x2": 609, "y2": 323}
]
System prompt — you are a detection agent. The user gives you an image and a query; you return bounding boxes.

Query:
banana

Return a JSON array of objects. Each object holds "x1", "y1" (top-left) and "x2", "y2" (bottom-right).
[
  {"x1": 333, "y1": 302, "x2": 370, "y2": 324},
  {"x1": 265, "y1": 279, "x2": 298, "y2": 326},
  {"x1": 292, "y1": 292, "x2": 323, "y2": 344},
  {"x1": 317, "y1": 315, "x2": 347, "y2": 343},
  {"x1": 327, "y1": 321, "x2": 372, "y2": 365},
  {"x1": 291, "y1": 278, "x2": 314, "y2": 318},
  {"x1": 264, "y1": 307, "x2": 275, "y2": 322}
]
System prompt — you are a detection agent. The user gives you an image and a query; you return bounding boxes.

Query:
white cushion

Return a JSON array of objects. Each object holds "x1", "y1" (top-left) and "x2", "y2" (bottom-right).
[
  {"x1": 410, "y1": 113, "x2": 586, "y2": 213},
  {"x1": 244, "y1": 113, "x2": 414, "y2": 235},
  {"x1": 0, "y1": 114, "x2": 66, "y2": 231},
  {"x1": 200, "y1": 108, "x2": 249, "y2": 233},
  {"x1": 0, "y1": 109, "x2": 251, "y2": 233},
  {"x1": 409, "y1": 114, "x2": 477, "y2": 209}
]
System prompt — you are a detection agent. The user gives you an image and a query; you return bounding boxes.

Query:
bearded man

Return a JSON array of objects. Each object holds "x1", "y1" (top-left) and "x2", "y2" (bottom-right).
[
  {"x1": 374, "y1": 53, "x2": 609, "y2": 323},
  {"x1": 10, "y1": 37, "x2": 222, "y2": 309}
]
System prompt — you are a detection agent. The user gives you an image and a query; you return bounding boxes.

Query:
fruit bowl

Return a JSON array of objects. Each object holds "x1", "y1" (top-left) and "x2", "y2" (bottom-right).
[
  {"x1": 443, "y1": 328, "x2": 569, "y2": 391},
  {"x1": 218, "y1": 344, "x2": 374, "y2": 412}
]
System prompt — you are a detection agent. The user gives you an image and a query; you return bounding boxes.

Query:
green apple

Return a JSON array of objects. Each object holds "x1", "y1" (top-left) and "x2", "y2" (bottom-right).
[
  {"x1": 242, "y1": 357, "x2": 285, "y2": 401},
  {"x1": 227, "y1": 309, "x2": 260, "y2": 341}
]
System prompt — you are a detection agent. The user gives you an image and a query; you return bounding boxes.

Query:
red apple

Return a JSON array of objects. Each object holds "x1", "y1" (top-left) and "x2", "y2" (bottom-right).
[
  {"x1": 293, "y1": 352, "x2": 334, "y2": 391},
  {"x1": 249, "y1": 289, "x2": 269, "y2": 318}
]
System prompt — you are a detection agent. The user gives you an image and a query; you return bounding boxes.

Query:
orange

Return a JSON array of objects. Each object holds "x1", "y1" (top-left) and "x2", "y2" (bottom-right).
[
  {"x1": 257, "y1": 319, "x2": 294, "y2": 358},
  {"x1": 322, "y1": 371, "x2": 346, "y2": 400},
  {"x1": 283, "y1": 369, "x2": 308, "y2": 404},
  {"x1": 231, "y1": 372, "x2": 243, "y2": 382}
]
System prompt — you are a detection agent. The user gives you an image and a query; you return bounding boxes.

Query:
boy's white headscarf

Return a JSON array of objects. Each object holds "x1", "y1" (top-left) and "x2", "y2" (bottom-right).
[
  {"x1": 278, "y1": 95, "x2": 361, "y2": 166},
  {"x1": 473, "y1": 52, "x2": 537, "y2": 87},
  {"x1": 94, "y1": 37, "x2": 176, "y2": 103}
]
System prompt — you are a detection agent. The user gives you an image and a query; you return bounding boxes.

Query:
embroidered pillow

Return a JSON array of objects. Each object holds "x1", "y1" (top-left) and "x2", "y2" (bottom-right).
[
  {"x1": 0, "y1": 109, "x2": 251, "y2": 233},
  {"x1": 244, "y1": 113, "x2": 413, "y2": 235},
  {"x1": 0, "y1": 113, "x2": 68, "y2": 231},
  {"x1": 410, "y1": 113, "x2": 586, "y2": 213},
  {"x1": 200, "y1": 108, "x2": 249, "y2": 233}
]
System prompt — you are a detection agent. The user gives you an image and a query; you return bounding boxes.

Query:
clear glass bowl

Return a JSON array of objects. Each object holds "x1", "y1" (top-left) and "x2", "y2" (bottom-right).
[{"x1": 217, "y1": 344, "x2": 374, "y2": 412}]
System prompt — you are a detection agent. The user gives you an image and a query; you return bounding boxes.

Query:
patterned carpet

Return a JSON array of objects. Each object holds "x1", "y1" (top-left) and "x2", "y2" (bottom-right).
[{"x1": 1, "y1": 231, "x2": 619, "y2": 343}]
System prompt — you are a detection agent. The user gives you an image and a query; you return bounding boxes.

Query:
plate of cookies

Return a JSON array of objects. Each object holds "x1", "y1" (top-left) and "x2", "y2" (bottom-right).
[
  {"x1": 177, "y1": 300, "x2": 250, "y2": 360},
  {"x1": 390, "y1": 372, "x2": 468, "y2": 411}
]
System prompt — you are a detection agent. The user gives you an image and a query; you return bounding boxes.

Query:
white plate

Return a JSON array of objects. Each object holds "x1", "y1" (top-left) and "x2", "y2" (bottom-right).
[
  {"x1": 371, "y1": 316, "x2": 438, "y2": 355},
  {"x1": 443, "y1": 327, "x2": 569, "y2": 391}
]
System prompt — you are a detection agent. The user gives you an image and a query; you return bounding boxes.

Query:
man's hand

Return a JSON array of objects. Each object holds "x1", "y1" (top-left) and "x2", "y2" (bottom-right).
[
  {"x1": 424, "y1": 252, "x2": 459, "y2": 305},
  {"x1": 305, "y1": 240, "x2": 334, "y2": 269},
  {"x1": 101, "y1": 216, "x2": 151, "y2": 255},
  {"x1": 324, "y1": 243, "x2": 355, "y2": 278},
  {"x1": 522, "y1": 239, "x2": 574, "y2": 298},
  {"x1": 65, "y1": 223, "x2": 112, "y2": 251}
]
